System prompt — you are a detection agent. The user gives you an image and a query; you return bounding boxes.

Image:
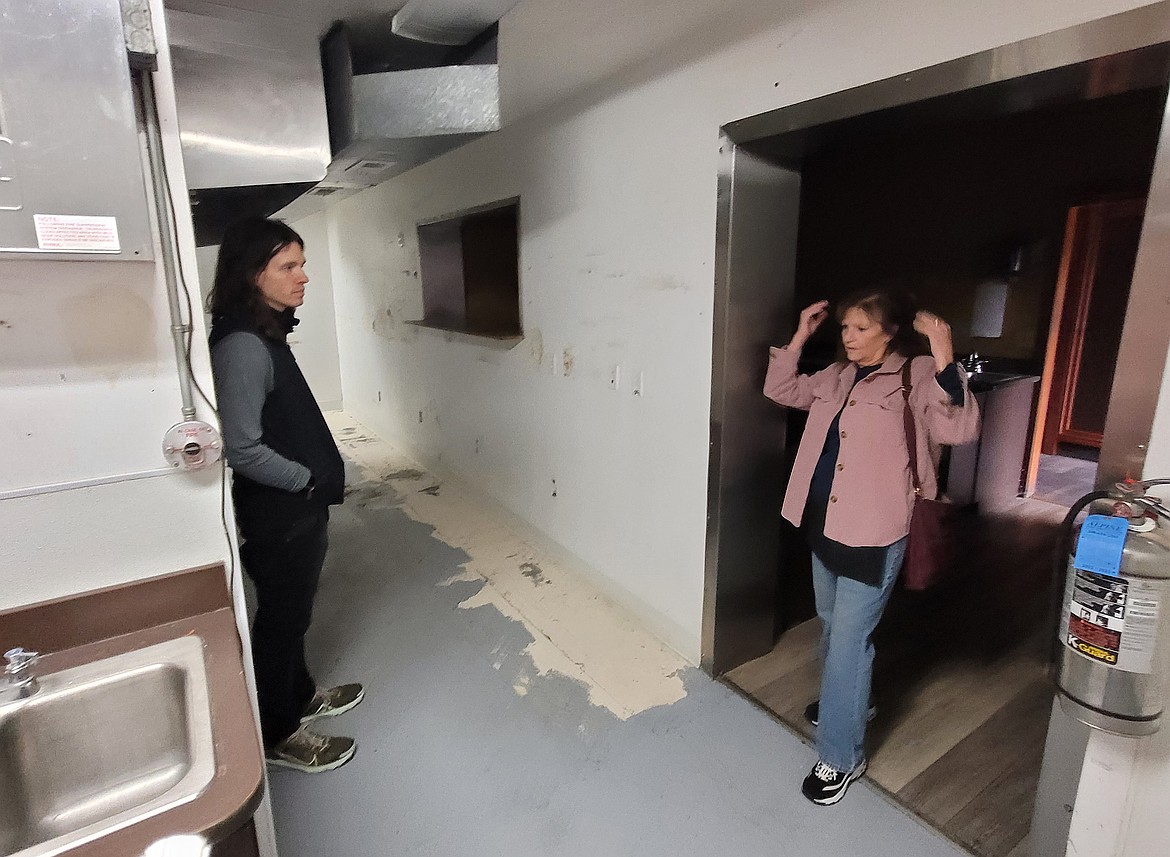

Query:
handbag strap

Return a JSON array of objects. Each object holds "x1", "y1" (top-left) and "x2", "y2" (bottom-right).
[{"x1": 900, "y1": 360, "x2": 923, "y2": 496}]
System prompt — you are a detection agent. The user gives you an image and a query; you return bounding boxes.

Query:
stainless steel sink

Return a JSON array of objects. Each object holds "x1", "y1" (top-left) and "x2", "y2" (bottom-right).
[{"x1": 0, "y1": 636, "x2": 215, "y2": 857}]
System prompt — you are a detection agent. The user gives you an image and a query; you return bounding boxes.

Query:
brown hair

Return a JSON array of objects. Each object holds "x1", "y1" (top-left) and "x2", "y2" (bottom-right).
[{"x1": 834, "y1": 289, "x2": 927, "y2": 358}]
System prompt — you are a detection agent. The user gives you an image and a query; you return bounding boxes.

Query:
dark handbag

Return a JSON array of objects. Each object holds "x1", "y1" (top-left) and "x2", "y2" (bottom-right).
[{"x1": 899, "y1": 361, "x2": 973, "y2": 590}]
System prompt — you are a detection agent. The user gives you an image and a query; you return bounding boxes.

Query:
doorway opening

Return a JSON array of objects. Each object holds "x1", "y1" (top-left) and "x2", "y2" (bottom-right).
[
  {"x1": 705, "y1": 9, "x2": 1170, "y2": 857},
  {"x1": 1028, "y1": 195, "x2": 1147, "y2": 507}
]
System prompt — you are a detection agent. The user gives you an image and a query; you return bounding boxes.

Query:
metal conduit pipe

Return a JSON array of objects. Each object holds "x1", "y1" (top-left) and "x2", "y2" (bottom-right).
[{"x1": 137, "y1": 70, "x2": 197, "y2": 422}]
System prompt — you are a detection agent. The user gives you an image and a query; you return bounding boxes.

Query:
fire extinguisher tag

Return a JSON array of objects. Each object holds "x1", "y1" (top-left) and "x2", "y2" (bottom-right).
[{"x1": 1073, "y1": 515, "x2": 1129, "y2": 577}]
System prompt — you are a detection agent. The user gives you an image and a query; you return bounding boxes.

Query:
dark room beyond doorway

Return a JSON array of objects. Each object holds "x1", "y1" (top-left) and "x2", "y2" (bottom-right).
[{"x1": 722, "y1": 61, "x2": 1168, "y2": 857}]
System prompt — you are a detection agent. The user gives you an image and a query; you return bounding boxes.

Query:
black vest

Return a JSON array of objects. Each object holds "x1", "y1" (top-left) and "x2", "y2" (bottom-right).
[{"x1": 210, "y1": 313, "x2": 344, "y2": 525}]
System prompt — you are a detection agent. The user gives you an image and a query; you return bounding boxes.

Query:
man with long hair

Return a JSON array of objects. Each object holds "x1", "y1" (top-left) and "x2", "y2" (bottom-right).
[{"x1": 208, "y1": 217, "x2": 362, "y2": 772}]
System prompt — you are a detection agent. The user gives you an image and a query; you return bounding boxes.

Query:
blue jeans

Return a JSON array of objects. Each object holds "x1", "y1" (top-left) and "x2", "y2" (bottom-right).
[{"x1": 811, "y1": 537, "x2": 906, "y2": 771}]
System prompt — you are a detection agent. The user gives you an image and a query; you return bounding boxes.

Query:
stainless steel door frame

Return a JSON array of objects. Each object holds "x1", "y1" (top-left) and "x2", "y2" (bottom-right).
[
  {"x1": 703, "y1": 140, "x2": 801, "y2": 673},
  {"x1": 1102, "y1": 84, "x2": 1170, "y2": 485},
  {"x1": 705, "y1": 1, "x2": 1170, "y2": 675}
]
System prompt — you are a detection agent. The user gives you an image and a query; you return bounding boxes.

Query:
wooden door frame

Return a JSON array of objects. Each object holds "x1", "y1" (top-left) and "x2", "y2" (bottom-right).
[{"x1": 1026, "y1": 197, "x2": 1145, "y2": 491}]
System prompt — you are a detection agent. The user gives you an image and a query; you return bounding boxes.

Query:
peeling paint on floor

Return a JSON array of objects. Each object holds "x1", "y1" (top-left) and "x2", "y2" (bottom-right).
[
  {"x1": 325, "y1": 411, "x2": 687, "y2": 721},
  {"x1": 267, "y1": 411, "x2": 968, "y2": 857},
  {"x1": 384, "y1": 468, "x2": 424, "y2": 480}
]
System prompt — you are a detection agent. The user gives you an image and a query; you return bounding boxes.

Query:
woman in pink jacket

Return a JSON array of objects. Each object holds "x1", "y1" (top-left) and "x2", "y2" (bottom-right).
[{"x1": 764, "y1": 290, "x2": 980, "y2": 806}]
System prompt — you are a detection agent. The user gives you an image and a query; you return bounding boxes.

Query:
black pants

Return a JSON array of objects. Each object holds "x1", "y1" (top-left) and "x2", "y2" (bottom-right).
[{"x1": 239, "y1": 506, "x2": 329, "y2": 749}]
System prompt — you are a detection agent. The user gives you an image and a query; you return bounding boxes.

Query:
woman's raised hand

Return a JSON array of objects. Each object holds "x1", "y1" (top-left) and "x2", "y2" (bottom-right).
[
  {"x1": 789, "y1": 300, "x2": 830, "y2": 349},
  {"x1": 913, "y1": 310, "x2": 955, "y2": 372}
]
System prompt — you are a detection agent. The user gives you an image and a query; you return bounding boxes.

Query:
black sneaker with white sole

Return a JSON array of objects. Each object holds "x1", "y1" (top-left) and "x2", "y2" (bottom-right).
[
  {"x1": 803, "y1": 700, "x2": 877, "y2": 727},
  {"x1": 801, "y1": 759, "x2": 868, "y2": 805}
]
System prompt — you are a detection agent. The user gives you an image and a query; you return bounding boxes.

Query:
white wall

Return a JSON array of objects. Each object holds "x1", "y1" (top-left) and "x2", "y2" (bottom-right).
[
  {"x1": 0, "y1": 256, "x2": 228, "y2": 607},
  {"x1": 1066, "y1": 335, "x2": 1170, "y2": 857},
  {"x1": 285, "y1": 211, "x2": 343, "y2": 410},
  {"x1": 195, "y1": 208, "x2": 344, "y2": 412},
  {"x1": 320, "y1": 0, "x2": 1162, "y2": 664},
  {"x1": 322, "y1": 85, "x2": 715, "y2": 657},
  {"x1": 0, "y1": 3, "x2": 280, "y2": 852},
  {"x1": 0, "y1": 36, "x2": 228, "y2": 610}
]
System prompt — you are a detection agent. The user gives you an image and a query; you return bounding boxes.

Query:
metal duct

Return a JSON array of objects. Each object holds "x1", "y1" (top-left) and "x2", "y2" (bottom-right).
[
  {"x1": 166, "y1": 3, "x2": 500, "y2": 245},
  {"x1": 275, "y1": 23, "x2": 499, "y2": 224}
]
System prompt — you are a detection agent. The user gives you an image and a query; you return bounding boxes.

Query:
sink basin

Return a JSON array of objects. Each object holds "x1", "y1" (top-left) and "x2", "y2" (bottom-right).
[{"x1": 0, "y1": 636, "x2": 215, "y2": 857}]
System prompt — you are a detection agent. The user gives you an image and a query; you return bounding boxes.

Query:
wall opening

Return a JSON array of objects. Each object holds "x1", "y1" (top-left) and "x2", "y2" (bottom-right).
[{"x1": 415, "y1": 198, "x2": 522, "y2": 339}]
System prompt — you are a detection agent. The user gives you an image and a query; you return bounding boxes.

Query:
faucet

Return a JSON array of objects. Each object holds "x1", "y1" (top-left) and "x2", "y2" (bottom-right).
[
  {"x1": 962, "y1": 352, "x2": 988, "y2": 374},
  {"x1": 0, "y1": 647, "x2": 40, "y2": 701}
]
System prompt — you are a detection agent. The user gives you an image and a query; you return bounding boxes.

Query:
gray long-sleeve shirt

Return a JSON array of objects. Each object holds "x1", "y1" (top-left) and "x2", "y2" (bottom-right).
[{"x1": 211, "y1": 331, "x2": 312, "y2": 492}]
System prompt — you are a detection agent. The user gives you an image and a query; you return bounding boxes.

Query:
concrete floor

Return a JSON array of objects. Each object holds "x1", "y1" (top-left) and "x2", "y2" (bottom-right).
[{"x1": 266, "y1": 414, "x2": 967, "y2": 857}]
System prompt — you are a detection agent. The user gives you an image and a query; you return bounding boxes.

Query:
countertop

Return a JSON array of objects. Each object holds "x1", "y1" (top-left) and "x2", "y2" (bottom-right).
[{"x1": 967, "y1": 371, "x2": 1041, "y2": 394}]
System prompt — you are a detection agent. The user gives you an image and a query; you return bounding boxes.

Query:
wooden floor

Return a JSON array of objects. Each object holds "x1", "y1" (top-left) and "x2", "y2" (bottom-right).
[{"x1": 727, "y1": 499, "x2": 1067, "y2": 857}]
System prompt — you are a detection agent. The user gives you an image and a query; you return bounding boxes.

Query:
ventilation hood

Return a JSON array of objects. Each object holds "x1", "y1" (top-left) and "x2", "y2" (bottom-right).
[
  {"x1": 275, "y1": 20, "x2": 499, "y2": 225},
  {"x1": 167, "y1": 2, "x2": 501, "y2": 245}
]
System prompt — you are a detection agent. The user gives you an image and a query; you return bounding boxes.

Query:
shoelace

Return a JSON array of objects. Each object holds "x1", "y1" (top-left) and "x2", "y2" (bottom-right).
[
  {"x1": 813, "y1": 761, "x2": 840, "y2": 782},
  {"x1": 295, "y1": 727, "x2": 330, "y2": 753}
]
